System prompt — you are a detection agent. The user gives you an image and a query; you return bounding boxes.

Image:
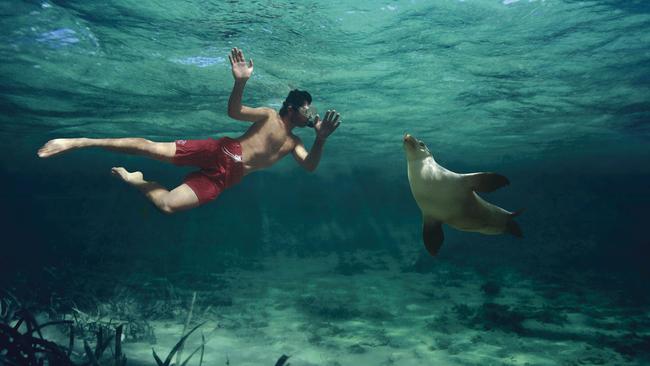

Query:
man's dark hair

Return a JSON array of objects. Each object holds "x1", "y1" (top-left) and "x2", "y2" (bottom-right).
[{"x1": 280, "y1": 89, "x2": 312, "y2": 117}]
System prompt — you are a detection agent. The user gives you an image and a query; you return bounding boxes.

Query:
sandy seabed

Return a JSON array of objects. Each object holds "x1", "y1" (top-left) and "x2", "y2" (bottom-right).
[{"x1": 36, "y1": 251, "x2": 650, "y2": 366}]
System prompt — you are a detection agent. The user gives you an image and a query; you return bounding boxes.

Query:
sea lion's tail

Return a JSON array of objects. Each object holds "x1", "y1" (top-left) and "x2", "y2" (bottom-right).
[{"x1": 506, "y1": 209, "x2": 525, "y2": 238}]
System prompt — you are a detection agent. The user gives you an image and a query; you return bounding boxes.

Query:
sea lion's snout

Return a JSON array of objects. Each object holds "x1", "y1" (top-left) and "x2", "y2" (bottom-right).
[{"x1": 403, "y1": 133, "x2": 416, "y2": 149}]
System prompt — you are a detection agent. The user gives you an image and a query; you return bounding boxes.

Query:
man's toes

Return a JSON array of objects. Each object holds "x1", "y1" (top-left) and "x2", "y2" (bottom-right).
[
  {"x1": 111, "y1": 167, "x2": 126, "y2": 177},
  {"x1": 37, "y1": 145, "x2": 51, "y2": 157},
  {"x1": 37, "y1": 141, "x2": 63, "y2": 158}
]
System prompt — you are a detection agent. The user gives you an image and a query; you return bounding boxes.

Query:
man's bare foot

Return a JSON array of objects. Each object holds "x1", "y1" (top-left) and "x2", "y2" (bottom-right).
[
  {"x1": 111, "y1": 167, "x2": 145, "y2": 186},
  {"x1": 37, "y1": 138, "x2": 87, "y2": 158}
]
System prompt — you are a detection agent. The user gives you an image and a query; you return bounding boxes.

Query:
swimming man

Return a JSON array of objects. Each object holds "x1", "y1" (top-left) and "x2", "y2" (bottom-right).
[{"x1": 37, "y1": 48, "x2": 341, "y2": 214}]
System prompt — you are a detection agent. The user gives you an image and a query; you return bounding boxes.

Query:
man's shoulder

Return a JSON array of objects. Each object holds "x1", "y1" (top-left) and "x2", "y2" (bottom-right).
[
  {"x1": 260, "y1": 106, "x2": 275, "y2": 113},
  {"x1": 256, "y1": 107, "x2": 278, "y2": 121},
  {"x1": 247, "y1": 107, "x2": 276, "y2": 118}
]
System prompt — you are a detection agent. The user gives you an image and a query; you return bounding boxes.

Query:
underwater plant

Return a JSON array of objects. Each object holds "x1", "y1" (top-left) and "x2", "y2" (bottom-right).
[
  {"x1": 70, "y1": 304, "x2": 156, "y2": 344},
  {"x1": 152, "y1": 322, "x2": 205, "y2": 366},
  {"x1": 0, "y1": 294, "x2": 75, "y2": 365},
  {"x1": 0, "y1": 291, "x2": 292, "y2": 365}
]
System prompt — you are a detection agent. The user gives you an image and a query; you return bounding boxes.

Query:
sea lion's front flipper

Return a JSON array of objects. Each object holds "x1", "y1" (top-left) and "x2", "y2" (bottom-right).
[
  {"x1": 464, "y1": 172, "x2": 510, "y2": 193},
  {"x1": 422, "y1": 218, "x2": 444, "y2": 257}
]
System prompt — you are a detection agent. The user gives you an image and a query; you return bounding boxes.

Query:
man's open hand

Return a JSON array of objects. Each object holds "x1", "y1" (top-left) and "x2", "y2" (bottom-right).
[
  {"x1": 228, "y1": 48, "x2": 253, "y2": 81},
  {"x1": 314, "y1": 110, "x2": 341, "y2": 140}
]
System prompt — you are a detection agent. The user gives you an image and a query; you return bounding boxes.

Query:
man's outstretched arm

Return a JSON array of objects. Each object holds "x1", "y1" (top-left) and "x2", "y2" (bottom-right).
[
  {"x1": 227, "y1": 47, "x2": 271, "y2": 122},
  {"x1": 293, "y1": 136, "x2": 326, "y2": 172},
  {"x1": 293, "y1": 110, "x2": 341, "y2": 172}
]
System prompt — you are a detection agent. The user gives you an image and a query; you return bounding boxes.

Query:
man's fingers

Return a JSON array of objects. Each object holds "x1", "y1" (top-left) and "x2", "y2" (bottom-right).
[
  {"x1": 230, "y1": 48, "x2": 252, "y2": 65},
  {"x1": 328, "y1": 110, "x2": 338, "y2": 123},
  {"x1": 324, "y1": 110, "x2": 332, "y2": 121},
  {"x1": 332, "y1": 113, "x2": 341, "y2": 124}
]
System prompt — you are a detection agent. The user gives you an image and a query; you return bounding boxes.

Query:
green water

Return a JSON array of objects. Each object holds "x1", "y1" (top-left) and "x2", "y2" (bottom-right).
[{"x1": 1, "y1": 0, "x2": 649, "y2": 365}]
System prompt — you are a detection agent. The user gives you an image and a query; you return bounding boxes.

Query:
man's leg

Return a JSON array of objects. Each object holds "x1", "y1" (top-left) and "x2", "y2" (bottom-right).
[
  {"x1": 38, "y1": 137, "x2": 176, "y2": 163},
  {"x1": 111, "y1": 167, "x2": 199, "y2": 214}
]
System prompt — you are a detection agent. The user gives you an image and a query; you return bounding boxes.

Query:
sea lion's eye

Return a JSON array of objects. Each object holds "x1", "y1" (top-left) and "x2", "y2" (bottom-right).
[{"x1": 419, "y1": 142, "x2": 425, "y2": 147}]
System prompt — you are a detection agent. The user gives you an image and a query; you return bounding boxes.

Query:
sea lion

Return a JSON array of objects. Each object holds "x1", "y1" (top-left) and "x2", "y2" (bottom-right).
[{"x1": 403, "y1": 133, "x2": 523, "y2": 256}]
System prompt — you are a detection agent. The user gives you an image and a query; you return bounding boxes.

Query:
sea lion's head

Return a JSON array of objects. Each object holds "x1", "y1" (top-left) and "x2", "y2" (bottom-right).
[{"x1": 403, "y1": 133, "x2": 431, "y2": 161}]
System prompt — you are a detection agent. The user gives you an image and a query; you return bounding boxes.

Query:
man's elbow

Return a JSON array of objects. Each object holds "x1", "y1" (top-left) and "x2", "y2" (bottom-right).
[{"x1": 299, "y1": 160, "x2": 315, "y2": 172}]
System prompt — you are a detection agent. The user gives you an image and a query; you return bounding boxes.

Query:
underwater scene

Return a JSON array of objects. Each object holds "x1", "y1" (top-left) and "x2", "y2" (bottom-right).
[{"x1": 1, "y1": 0, "x2": 649, "y2": 365}]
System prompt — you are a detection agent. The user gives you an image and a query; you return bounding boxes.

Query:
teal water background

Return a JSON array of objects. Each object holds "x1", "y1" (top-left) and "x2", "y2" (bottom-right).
[{"x1": 1, "y1": 0, "x2": 649, "y2": 361}]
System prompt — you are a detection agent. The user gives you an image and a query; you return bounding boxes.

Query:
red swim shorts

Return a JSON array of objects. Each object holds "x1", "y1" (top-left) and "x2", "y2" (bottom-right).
[{"x1": 172, "y1": 137, "x2": 244, "y2": 205}]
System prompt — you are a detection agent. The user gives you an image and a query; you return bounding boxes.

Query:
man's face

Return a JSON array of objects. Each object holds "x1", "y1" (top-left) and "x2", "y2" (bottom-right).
[{"x1": 291, "y1": 102, "x2": 317, "y2": 128}]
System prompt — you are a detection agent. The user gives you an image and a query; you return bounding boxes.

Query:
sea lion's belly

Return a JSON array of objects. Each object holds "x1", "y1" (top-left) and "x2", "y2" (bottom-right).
[
  {"x1": 446, "y1": 193, "x2": 509, "y2": 233},
  {"x1": 408, "y1": 169, "x2": 469, "y2": 221}
]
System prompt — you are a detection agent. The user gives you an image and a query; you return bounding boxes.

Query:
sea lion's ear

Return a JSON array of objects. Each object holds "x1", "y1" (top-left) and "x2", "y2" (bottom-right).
[
  {"x1": 463, "y1": 172, "x2": 509, "y2": 193},
  {"x1": 422, "y1": 218, "x2": 444, "y2": 257}
]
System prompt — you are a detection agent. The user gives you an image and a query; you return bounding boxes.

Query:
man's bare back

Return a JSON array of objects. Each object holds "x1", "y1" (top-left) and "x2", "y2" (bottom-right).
[{"x1": 36, "y1": 47, "x2": 341, "y2": 214}]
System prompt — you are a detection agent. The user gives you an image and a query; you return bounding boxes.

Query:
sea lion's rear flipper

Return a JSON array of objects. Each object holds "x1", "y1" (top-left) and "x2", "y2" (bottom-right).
[
  {"x1": 506, "y1": 209, "x2": 525, "y2": 238},
  {"x1": 464, "y1": 172, "x2": 510, "y2": 193},
  {"x1": 423, "y1": 218, "x2": 444, "y2": 257}
]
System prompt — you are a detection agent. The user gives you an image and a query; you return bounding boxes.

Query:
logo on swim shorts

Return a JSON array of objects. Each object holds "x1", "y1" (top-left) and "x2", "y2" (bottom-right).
[
  {"x1": 177, "y1": 139, "x2": 187, "y2": 145},
  {"x1": 222, "y1": 146, "x2": 242, "y2": 162}
]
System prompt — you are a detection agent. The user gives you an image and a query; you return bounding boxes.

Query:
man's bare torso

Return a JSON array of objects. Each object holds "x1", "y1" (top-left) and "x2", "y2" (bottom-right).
[{"x1": 235, "y1": 109, "x2": 297, "y2": 176}]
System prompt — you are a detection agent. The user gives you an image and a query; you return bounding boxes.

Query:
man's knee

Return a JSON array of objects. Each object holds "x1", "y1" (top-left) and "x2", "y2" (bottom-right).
[
  {"x1": 151, "y1": 141, "x2": 176, "y2": 160},
  {"x1": 159, "y1": 206, "x2": 175, "y2": 215},
  {"x1": 157, "y1": 185, "x2": 199, "y2": 214},
  {"x1": 156, "y1": 198, "x2": 177, "y2": 215},
  {"x1": 158, "y1": 202, "x2": 177, "y2": 215},
  {"x1": 120, "y1": 137, "x2": 151, "y2": 148},
  {"x1": 135, "y1": 137, "x2": 152, "y2": 144},
  {"x1": 139, "y1": 138, "x2": 161, "y2": 153}
]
